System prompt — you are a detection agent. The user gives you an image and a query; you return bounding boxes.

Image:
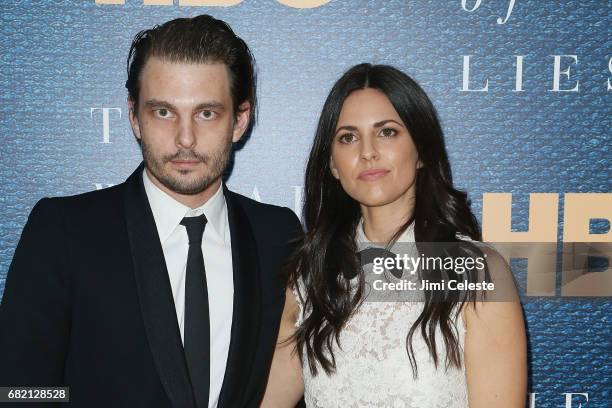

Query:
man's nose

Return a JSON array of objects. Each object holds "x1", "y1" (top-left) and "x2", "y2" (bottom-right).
[{"x1": 176, "y1": 118, "x2": 196, "y2": 149}]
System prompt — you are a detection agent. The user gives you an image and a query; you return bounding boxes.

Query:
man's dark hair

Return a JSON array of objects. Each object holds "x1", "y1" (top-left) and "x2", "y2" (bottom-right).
[{"x1": 126, "y1": 14, "x2": 256, "y2": 129}]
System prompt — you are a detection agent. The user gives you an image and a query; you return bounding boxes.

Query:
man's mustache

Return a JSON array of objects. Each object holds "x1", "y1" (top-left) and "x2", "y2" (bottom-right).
[{"x1": 163, "y1": 150, "x2": 208, "y2": 163}]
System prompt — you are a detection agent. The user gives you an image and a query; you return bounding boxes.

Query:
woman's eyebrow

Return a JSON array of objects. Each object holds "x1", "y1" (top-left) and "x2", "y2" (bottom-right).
[
  {"x1": 373, "y1": 119, "x2": 403, "y2": 128},
  {"x1": 335, "y1": 125, "x2": 358, "y2": 134}
]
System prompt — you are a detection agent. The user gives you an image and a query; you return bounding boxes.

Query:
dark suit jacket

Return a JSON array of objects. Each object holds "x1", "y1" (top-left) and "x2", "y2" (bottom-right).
[{"x1": 0, "y1": 164, "x2": 302, "y2": 408}]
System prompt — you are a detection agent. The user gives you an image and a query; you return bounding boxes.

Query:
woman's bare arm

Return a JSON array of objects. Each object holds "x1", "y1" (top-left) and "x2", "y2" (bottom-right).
[
  {"x1": 463, "y1": 248, "x2": 528, "y2": 408},
  {"x1": 260, "y1": 288, "x2": 304, "y2": 407}
]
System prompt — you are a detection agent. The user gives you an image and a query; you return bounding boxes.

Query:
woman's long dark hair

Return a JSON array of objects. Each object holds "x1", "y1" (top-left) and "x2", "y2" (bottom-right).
[{"x1": 288, "y1": 63, "x2": 488, "y2": 378}]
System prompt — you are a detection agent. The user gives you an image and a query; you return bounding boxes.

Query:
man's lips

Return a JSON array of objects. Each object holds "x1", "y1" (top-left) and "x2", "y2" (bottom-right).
[
  {"x1": 170, "y1": 160, "x2": 200, "y2": 169},
  {"x1": 357, "y1": 168, "x2": 390, "y2": 180}
]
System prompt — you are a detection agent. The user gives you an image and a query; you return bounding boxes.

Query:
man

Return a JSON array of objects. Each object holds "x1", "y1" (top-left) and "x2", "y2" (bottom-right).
[{"x1": 0, "y1": 15, "x2": 302, "y2": 408}]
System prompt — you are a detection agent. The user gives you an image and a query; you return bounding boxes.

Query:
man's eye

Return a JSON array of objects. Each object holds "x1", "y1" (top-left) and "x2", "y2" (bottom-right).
[
  {"x1": 199, "y1": 110, "x2": 217, "y2": 120},
  {"x1": 380, "y1": 128, "x2": 397, "y2": 137},
  {"x1": 338, "y1": 133, "x2": 357, "y2": 144},
  {"x1": 155, "y1": 108, "x2": 170, "y2": 118}
]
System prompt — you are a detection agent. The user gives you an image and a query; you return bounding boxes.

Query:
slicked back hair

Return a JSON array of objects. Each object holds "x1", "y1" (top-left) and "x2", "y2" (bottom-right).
[{"x1": 126, "y1": 14, "x2": 256, "y2": 131}]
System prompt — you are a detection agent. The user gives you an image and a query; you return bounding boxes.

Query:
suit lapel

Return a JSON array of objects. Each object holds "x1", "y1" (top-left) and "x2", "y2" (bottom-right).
[
  {"x1": 217, "y1": 187, "x2": 262, "y2": 407},
  {"x1": 123, "y1": 163, "x2": 196, "y2": 408}
]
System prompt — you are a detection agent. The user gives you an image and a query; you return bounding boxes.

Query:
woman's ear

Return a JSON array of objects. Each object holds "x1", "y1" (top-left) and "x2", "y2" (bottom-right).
[{"x1": 330, "y1": 157, "x2": 340, "y2": 179}]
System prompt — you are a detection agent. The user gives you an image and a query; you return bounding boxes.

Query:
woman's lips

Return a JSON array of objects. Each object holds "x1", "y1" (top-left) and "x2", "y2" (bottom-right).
[{"x1": 357, "y1": 168, "x2": 390, "y2": 181}]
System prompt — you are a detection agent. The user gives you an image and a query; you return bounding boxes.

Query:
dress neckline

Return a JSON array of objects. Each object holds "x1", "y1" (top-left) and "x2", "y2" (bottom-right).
[{"x1": 356, "y1": 218, "x2": 416, "y2": 244}]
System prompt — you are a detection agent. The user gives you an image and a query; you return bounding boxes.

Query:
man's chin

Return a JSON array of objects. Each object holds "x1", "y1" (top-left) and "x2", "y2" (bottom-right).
[{"x1": 162, "y1": 174, "x2": 219, "y2": 196}]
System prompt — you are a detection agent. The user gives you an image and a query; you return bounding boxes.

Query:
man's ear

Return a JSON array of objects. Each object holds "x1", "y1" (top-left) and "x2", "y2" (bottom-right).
[
  {"x1": 232, "y1": 102, "x2": 251, "y2": 143},
  {"x1": 128, "y1": 98, "x2": 141, "y2": 140},
  {"x1": 330, "y1": 156, "x2": 340, "y2": 179}
]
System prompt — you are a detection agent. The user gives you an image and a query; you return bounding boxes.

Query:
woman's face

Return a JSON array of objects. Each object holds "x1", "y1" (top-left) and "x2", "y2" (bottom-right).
[{"x1": 330, "y1": 88, "x2": 422, "y2": 208}]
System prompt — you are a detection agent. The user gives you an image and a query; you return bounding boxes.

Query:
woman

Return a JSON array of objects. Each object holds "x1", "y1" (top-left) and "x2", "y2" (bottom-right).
[{"x1": 262, "y1": 64, "x2": 527, "y2": 407}]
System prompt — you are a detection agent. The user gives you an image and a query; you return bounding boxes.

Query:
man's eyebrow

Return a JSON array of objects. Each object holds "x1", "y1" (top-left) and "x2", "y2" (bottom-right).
[
  {"x1": 142, "y1": 99, "x2": 227, "y2": 111},
  {"x1": 143, "y1": 99, "x2": 177, "y2": 110},
  {"x1": 194, "y1": 101, "x2": 226, "y2": 111}
]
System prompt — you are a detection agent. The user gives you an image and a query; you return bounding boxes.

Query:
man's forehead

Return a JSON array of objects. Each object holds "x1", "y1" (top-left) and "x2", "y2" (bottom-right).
[
  {"x1": 138, "y1": 57, "x2": 232, "y2": 101},
  {"x1": 141, "y1": 56, "x2": 229, "y2": 79}
]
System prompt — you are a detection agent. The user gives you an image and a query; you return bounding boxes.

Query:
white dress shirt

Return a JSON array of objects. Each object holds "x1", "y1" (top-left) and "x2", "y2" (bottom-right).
[{"x1": 143, "y1": 170, "x2": 233, "y2": 408}]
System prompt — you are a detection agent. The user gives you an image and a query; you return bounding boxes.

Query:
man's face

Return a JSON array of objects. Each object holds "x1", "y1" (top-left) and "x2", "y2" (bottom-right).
[{"x1": 128, "y1": 57, "x2": 250, "y2": 200}]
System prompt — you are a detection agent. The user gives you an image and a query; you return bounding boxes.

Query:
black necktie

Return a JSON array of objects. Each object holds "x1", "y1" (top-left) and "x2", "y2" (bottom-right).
[{"x1": 180, "y1": 214, "x2": 210, "y2": 408}]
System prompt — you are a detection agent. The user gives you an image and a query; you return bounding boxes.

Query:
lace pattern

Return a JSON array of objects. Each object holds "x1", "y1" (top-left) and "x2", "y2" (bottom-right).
[
  {"x1": 294, "y1": 221, "x2": 469, "y2": 407},
  {"x1": 301, "y1": 302, "x2": 468, "y2": 407}
]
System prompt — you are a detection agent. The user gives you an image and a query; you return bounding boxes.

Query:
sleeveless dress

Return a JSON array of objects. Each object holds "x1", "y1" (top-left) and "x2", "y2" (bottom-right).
[{"x1": 294, "y1": 221, "x2": 469, "y2": 407}]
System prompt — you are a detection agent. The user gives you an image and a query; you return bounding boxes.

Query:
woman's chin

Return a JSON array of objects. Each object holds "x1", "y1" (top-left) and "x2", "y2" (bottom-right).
[{"x1": 352, "y1": 194, "x2": 396, "y2": 208}]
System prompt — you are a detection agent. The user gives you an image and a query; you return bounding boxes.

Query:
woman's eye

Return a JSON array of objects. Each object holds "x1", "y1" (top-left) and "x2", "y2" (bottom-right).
[
  {"x1": 380, "y1": 128, "x2": 397, "y2": 137},
  {"x1": 199, "y1": 110, "x2": 217, "y2": 120},
  {"x1": 338, "y1": 133, "x2": 357, "y2": 144}
]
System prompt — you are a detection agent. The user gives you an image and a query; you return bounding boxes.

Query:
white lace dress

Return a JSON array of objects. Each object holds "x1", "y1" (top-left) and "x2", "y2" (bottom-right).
[{"x1": 295, "y1": 222, "x2": 469, "y2": 407}]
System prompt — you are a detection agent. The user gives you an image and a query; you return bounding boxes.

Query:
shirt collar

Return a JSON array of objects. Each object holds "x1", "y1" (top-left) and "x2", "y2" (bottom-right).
[{"x1": 142, "y1": 169, "x2": 228, "y2": 244}]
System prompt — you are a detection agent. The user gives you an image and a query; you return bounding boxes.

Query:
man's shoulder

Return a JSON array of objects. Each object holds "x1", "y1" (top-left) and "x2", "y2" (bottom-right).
[
  {"x1": 226, "y1": 190, "x2": 302, "y2": 238},
  {"x1": 16, "y1": 184, "x2": 127, "y2": 246},
  {"x1": 228, "y1": 190, "x2": 290, "y2": 217},
  {"x1": 31, "y1": 183, "x2": 125, "y2": 221}
]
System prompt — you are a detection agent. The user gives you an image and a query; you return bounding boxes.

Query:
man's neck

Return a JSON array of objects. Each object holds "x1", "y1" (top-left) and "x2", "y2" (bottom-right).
[{"x1": 144, "y1": 168, "x2": 221, "y2": 209}]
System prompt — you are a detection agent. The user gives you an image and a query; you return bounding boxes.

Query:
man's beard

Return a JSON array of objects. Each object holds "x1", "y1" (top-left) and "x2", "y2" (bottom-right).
[{"x1": 141, "y1": 138, "x2": 232, "y2": 195}]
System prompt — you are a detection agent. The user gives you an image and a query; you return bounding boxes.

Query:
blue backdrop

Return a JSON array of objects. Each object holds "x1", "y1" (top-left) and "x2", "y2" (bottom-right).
[{"x1": 1, "y1": 1, "x2": 610, "y2": 406}]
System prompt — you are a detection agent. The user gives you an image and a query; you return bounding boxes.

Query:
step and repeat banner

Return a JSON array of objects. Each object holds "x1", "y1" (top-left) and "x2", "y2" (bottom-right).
[{"x1": 1, "y1": 1, "x2": 610, "y2": 407}]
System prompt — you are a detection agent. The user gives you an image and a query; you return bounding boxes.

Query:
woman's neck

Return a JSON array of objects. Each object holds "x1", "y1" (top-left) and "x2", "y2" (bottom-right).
[{"x1": 360, "y1": 193, "x2": 415, "y2": 243}]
